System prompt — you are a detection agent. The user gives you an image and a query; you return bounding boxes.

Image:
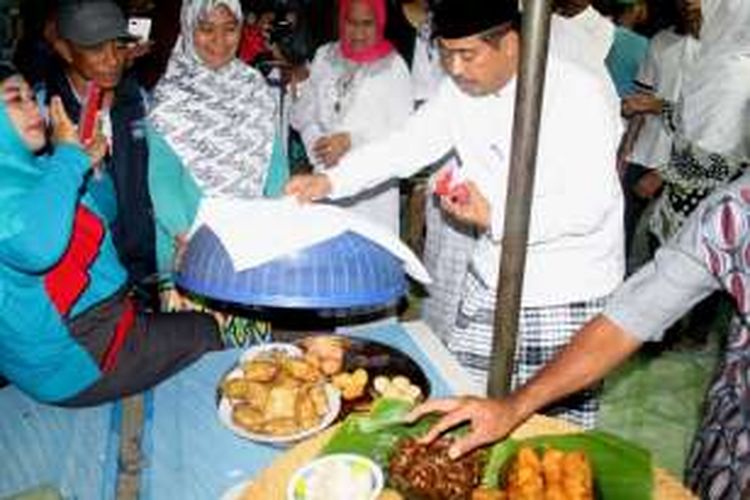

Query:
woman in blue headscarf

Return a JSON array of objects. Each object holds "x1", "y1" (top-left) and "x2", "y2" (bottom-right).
[{"x1": 0, "y1": 64, "x2": 221, "y2": 406}]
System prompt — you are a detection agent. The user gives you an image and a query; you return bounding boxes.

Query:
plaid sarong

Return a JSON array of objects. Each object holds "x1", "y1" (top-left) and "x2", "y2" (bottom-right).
[
  {"x1": 421, "y1": 191, "x2": 477, "y2": 343},
  {"x1": 447, "y1": 267, "x2": 607, "y2": 429}
]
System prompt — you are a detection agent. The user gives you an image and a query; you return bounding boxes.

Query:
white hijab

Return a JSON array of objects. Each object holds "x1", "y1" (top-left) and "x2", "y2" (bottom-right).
[
  {"x1": 680, "y1": 0, "x2": 750, "y2": 158},
  {"x1": 150, "y1": 0, "x2": 277, "y2": 199}
]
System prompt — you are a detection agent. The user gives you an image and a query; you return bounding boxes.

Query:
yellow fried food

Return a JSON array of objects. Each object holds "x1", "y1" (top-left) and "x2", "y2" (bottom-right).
[
  {"x1": 231, "y1": 403, "x2": 266, "y2": 432},
  {"x1": 242, "y1": 359, "x2": 279, "y2": 382},
  {"x1": 263, "y1": 418, "x2": 299, "y2": 436},
  {"x1": 308, "y1": 384, "x2": 329, "y2": 416},
  {"x1": 265, "y1": 386, "x2": 299, "y2": 420},
  {"x1": 506, "y1": 447, "x2": 544, "y2": 500},
  {"x1": 561, "y1": 451, "x2": 594, "y2": 500},
  {"x1": 301, "y1": 336, "x2": 346, "y2": 375},
  {"x1": 296, "y1": 387, "x2": 320, "y2": 430},
  {"x1": 331, "y1": 369, "x2": 369, "y2": 401},
  {"x1": 285, "y1": 358, "x2": 322, "y2": 383},
  {"x1": 221, "y1": 377, "x2": 252, "y2": 400}
]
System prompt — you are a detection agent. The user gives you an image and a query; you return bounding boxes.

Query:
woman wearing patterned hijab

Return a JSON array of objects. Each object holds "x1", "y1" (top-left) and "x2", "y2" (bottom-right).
[
  {"x1": 290, "y1": 0, "x2": 412, "y2": 235},
  {"x1": 149, "y1": 0, "x2": 286, "y2": 346},
  {"x1": 150, "y1": 0, "x2": 286, "y2": 201}
]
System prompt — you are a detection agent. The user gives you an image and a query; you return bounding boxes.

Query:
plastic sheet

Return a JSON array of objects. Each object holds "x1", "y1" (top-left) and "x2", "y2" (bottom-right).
[{"x1": 0, "y1": 388, "x2": 120, "y2": 500}]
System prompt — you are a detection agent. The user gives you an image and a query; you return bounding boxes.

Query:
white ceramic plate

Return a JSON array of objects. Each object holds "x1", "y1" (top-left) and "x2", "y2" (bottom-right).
[{"x1": 217, "y1": 343, "x2": 341, "y2": 444}]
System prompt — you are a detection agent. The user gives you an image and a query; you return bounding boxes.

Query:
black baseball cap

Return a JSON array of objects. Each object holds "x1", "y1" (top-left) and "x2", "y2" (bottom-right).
[{"x1": 58, "y1": 0, "x2": 137, "y2": 47}]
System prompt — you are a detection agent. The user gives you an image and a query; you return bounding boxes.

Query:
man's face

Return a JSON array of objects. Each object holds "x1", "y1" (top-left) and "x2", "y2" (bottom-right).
[
  {"x1": 676, "y1": 0, "x2": 702, "y2": 37},
  {"x1": 64, "y1": 40, "x2": 126, "y2": 91},
  {"x1": 193, "y1": 5, "x2": 241, "y2": 70},
  {"x1": 553, "y1": 0, "x2": 591, "y2": 17},
  {"x1": 343, "y1": 0, "x2": 378, "y2": 52},
  {"x1": 438, "y1": 30, "x2": 518, "y2": 97},
  {"x1": 2, "y1": 76, "x2": 46, "y2": 152}
]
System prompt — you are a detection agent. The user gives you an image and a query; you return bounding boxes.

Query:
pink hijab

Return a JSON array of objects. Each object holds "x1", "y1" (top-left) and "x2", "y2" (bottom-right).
[{"x1": 339, "y1": 0, "x2": 394, "y2": 63}]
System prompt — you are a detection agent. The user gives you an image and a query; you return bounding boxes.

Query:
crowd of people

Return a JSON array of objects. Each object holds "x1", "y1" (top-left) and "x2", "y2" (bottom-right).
[{"x1": 1, "y1": 0, "x2": 749, "y2": 496}]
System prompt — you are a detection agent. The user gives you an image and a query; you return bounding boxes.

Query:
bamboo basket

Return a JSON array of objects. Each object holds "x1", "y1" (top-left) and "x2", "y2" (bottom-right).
[{"x1": 240, "y1": 414, "x2": 696, "y2": 499}]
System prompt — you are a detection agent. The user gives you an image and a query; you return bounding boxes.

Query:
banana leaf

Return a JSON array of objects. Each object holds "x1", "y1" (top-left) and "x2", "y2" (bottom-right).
[
  {"x1": 483, "y1": 431, "x2": 653, "y2": 500},
  {"x1": 322, "y1": 399, "x2": 436, "y2": 465},
  {"x1": 322, "y1": 401, "x2": 654, "y2": 499}
]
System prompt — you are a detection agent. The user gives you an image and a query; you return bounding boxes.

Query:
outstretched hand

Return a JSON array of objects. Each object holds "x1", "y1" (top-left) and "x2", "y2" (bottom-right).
[
  {"x1": 284, "y1": 173, "x2": 333, "y2": 203},
  {"x1": 404, "y1": 396, "x2": 527, "y2": 459}
]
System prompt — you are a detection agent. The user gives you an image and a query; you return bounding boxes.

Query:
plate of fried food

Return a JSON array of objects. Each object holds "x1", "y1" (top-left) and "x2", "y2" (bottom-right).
[
  {"x1": 217, "y1": 343, "x2": 342, "y2": 444},
  {"x1": 217, "y1": 336, "x2": 431, "y2": 443},
  {"x1": 298, "y1": 335, "x2": 430, "y2": 414}
]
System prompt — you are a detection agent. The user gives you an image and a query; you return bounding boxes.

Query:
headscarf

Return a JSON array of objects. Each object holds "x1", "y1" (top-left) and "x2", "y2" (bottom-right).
[
  {"x1": 680, "y1": 0, "x2": 750, "y2": 158},
  {"x1": 150, "y1": 0, "x2": 277, "y2": 199},
  {"x1": 0, "y1": 70, "x2": 42, "y2": 241},
  {"x1": 339, "y1": 0, "x2": 394, "y2": 64}
]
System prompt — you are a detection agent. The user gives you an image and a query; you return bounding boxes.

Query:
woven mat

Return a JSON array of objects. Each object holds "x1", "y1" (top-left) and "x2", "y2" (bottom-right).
[{"x1": 240, "y1": 415, "x2": 695, "y2": 499}]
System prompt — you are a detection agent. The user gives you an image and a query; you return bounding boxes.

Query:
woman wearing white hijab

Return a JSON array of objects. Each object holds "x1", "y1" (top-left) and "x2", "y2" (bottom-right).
[
  {"x1": 151, "y1": 0, "x2": 285, "y2": 201},
  {"x1": 624, "y1": 0, "x2": 749, "y2": 245}
]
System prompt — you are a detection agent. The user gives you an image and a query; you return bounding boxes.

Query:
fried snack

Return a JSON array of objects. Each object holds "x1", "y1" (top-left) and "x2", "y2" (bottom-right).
[
  {"x1": 263, "y1": 418, "x2": 299, "y2": 436},
  {"x1": 232, "y1": 403, "x2": 266, "y2": 432},
  {"x1": 496, "y1": 447, "x2": 594, "y2": 500},
  {"x1": 221, "y1": 377, "x2": 252, "y2": 400},
  {"x1": 373, "y1": 375, "x2": 423, "y2": 404},
  {"x1": 506, "y1": 447, "x2": 544, "y2": 500},
  {"x1": 561, "y1": 451, "x2": 594, "y2": 500},
  {"x1": 301, "y1": 335, "x2": 346, "y2": 375},
  {"x1": 222, "y1": 348, "x2": 337, "y2": 438},
  {"x1": 332, "y1": 368, "x2": 369, "y2": 401},
  {"x1": 285, "y1": 358, "x2": 322, "y2": 383},
  {"x1": 307, "y1": 384, "x2": 329, "y2": 416},
  {"x1": 242, "y1": 358, "x2": 279, "y2": 382},
  {"x1": 296, "y1": 386, "x2": 320, "y2": 430}
]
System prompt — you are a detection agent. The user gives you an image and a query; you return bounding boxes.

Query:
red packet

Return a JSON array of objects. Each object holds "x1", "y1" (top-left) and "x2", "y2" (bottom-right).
[{"x1": 79, "y1": 82, "x2": 102, "y2": 143}]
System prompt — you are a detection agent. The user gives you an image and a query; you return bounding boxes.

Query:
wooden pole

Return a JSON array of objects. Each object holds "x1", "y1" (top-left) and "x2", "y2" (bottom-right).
[{"x1": 487, "y1": 0, "x2": 553, "y2": 397}]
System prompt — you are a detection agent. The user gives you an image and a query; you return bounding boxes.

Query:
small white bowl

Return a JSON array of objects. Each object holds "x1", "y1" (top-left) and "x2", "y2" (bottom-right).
[{"x1": 287, "y1": 454, "x2": 384, "y2": 500}]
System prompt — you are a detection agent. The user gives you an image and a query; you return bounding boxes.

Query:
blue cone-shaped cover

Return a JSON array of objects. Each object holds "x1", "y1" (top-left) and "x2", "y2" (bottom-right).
[{"x1": 176, "y1": 226, "x2": 407, "y2": 309}]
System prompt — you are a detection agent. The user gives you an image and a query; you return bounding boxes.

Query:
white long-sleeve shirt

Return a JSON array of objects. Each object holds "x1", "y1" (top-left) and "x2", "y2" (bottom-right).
[
  {"x1": 327, "y1": 55, "x2": 625, "y2": 307},
  {"x1": 290, "y1": 43, "x2": 412, "y2": 234}
]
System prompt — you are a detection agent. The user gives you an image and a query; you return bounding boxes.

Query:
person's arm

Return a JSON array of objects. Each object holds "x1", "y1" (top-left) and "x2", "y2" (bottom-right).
[
  {"x1": 408, "y1": 202, "x2": 721, "y2": 457},
  {"x1": 407, "y1": 315, "x2": 641, "y2": 458},
  {"x1": 289, "y1": 47, "x2": 327, "y2": 158},
  {"x1": 326, "y1": 81, "x2": 454, "y2": 200},
  {"x1": 0, "y1": 144, "x2": 90, "y2": 272}
]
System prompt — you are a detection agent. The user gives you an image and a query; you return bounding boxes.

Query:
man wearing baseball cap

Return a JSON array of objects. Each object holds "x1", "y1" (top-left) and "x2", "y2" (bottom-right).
[
  {"x1": 42, "y1": 0, "x2": 158, "y2": 306},
  {"x1": 287, "y1": 0, "x2": 624, "y2": 428}
]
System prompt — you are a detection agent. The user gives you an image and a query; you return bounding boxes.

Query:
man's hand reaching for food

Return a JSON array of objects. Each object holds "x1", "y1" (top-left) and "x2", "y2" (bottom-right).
[{"x1": 405, "y1": 396, "x2": 530, "y2": 459}]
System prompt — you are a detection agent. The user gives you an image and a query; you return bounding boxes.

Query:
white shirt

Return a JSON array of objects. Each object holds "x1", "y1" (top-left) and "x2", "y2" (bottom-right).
[
  {"x1": 290, "y1": 43, "x2": 413, "y2": 234},
  {"x1": 628, "y1": 29, "x2": 700, "y2": 169},
  {"x1": 327, "y1": 56, "x2": 625, "y2": 307}
]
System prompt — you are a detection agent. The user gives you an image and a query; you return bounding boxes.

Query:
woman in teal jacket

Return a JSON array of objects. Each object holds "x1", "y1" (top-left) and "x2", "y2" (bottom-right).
[{"x1": 0, "y1": 64, "x2": 221, "y2": 406}]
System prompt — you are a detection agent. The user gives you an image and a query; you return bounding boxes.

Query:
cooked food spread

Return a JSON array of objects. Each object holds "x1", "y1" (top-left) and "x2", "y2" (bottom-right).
[
  {"x1": 388, "y1": 437, "x2": 485, "y2": 499},
  {"x1": 221, "y1": 350, "x2": 330, "y2": 437}
]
